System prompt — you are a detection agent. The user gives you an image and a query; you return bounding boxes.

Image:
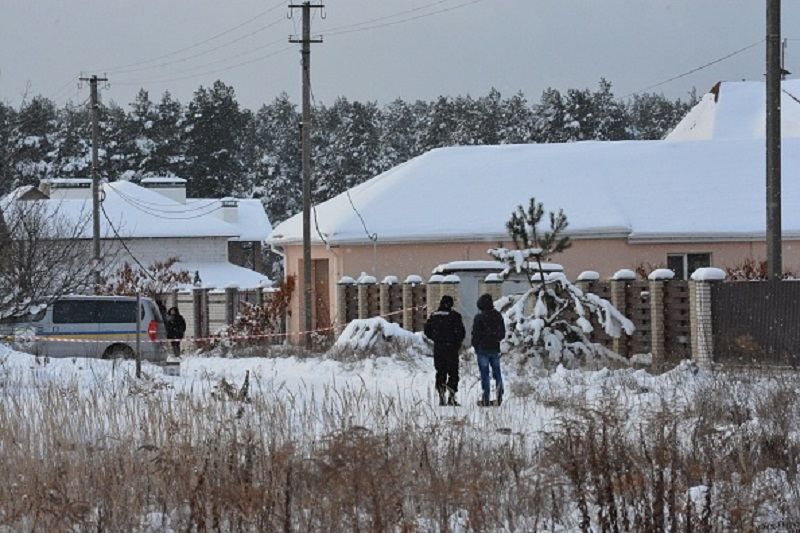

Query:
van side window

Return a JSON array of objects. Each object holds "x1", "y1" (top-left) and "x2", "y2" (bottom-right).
[
  {"x1": 96, "y1": 301, "x2": 138, "y2": 323},
  {"x1": 53, "y1": 301, "x2": 97, "y2": 324}
]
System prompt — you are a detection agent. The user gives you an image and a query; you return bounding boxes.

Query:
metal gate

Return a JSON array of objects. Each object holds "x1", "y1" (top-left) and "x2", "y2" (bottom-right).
[{"x1": 711, "y1": 280, "x2": 800, "y2": 366}]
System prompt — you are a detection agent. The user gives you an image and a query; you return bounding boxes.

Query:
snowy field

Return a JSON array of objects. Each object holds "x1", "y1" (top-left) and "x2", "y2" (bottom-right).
[{"x1": 1, "y1": 343, "x2": 799, "y2": 531}]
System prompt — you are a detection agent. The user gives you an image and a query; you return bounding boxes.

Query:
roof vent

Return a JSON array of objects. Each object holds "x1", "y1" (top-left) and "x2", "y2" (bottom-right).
[{"x1": 140, "y1": 176, "x2": 187, "y2": 203}]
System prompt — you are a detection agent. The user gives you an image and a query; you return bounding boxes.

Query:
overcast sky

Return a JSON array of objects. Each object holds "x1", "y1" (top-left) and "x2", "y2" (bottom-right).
[{"x1": 1, "y1": 0, "x2": 799, "y2": 110}]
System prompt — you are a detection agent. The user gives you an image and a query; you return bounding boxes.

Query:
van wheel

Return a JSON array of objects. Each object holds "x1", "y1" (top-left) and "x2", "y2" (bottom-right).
[{"x1": 103, "y1": 344, "x2": 135, "y2": 360}]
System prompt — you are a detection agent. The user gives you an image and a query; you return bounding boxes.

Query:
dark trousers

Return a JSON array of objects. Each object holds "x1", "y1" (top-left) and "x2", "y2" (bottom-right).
[
  {"x1": 170, "y1": 339, "x2": 181, "y2": 357},
  {"x1": 434, "y1": 345, "x2": 460, "y2": 393}
]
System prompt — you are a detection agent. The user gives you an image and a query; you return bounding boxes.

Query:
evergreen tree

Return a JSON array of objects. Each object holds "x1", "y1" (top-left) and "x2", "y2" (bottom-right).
[
  {"x1": 9, "y1": 96, "x2": 58, "y2": 188},
  {"x1": 499, "y1": 91, "x2": 533, "y2": 144},
  {"x1": 0, "y1": 102, "x2": 17, "y2": 194},
  {"x1": 125, "y1": 89, "x2": 159, "y2": 179},
  {"x1": 183, "y1": 81, "x2": 248, "y2": 197},
  {"x1": 150, "y1": 91, "x2": 186, "y2": 176},
  {"x1": 249, "y1": 93, "x2": 302, "y2": 224},
  {"x1": 532, "y1": 88, "x2": 567, "y2": 143},
  {"x1": 50, "y1": 102, "x2": 90, "y2": 178}
]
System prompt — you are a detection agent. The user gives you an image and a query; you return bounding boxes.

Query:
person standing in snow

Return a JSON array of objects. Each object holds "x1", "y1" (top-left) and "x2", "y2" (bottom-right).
[
  {"x1": 471, "y1": 293, "x2": 506, "y2": 406},
  {"x1": 424, "y1": 295, "x2": 466, "y2": 406},
  {"x1": 165, "y1": 307, "x2": 186, "y2": 357}
]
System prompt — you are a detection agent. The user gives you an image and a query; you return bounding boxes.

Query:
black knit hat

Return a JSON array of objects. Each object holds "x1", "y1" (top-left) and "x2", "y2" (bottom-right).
[{"x1": 439, "y1": 295, "x2": 454, "y2": 310}]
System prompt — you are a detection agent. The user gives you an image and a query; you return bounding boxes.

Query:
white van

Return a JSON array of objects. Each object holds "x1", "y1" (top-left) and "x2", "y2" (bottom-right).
[{"x1": 8, "y1": 295, "x2": 169, "y2": 361}]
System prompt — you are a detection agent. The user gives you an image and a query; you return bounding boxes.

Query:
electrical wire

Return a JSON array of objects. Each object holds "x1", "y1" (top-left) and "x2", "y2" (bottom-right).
[
  {"x1": 112, "y1": 189, "x2": 224, "y2": 220},
  {"x1": 320, "y1": 0, "x2": 453, "y2": 34},
  {"x1": 111, "y1": 184, "x2": 219, "y2": 212},
  {"x1": 324, "y1": 0, "x2": 490, "y2": 37},
  {"x1": 108, "y1": 17, "x2": 287, "y2": 76},
  {"x1": 624, "y1": 38, "x2": 765, "y2": 98},
  {"x1": 114, "y1": 45, "x2": 294, "y2": 87},
  {"x1": 94, "y1": 0, "x2": 286, "y2": 74},
  {"x1": 100, "y1": 201, "x2": 158, "y2": 281}
]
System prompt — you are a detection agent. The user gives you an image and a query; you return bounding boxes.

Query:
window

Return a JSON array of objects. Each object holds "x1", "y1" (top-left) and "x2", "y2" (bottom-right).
[
  {"x1": 667, "y1": 253, "x2": 711, "y2": 280},
  {"x1": 53, "y1": 300, "x2": 97, "y2": 324},
  {"x1": 96, "y1": 301, "x2": 139, "y2": 324}
]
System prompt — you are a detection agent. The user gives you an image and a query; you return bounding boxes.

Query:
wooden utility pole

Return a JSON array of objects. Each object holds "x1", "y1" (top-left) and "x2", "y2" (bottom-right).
[
  {"x1": 766, "y1": 0, "x2": 782, "y2": 280},
  {"x1": 289, "y1": 2, "x2": 323, "y2": 348},
  {"x1": 79, "y1": 74, "x2": 108, "y2": 292}
]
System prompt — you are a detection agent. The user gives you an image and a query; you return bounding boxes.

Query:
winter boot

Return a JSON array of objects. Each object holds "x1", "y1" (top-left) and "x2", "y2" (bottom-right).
[
  {"x1": 437, "y1": 388, "x2": 447, "y2": 406},
  {"x1": 447, "y1": 393, "x2": 460, "y2": 406},
  {"x1": 496, "y1": 389, "x2": 503, "y2": 406}
]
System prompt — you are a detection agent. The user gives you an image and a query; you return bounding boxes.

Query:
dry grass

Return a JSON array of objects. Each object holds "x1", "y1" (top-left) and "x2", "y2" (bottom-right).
[{"x1": 0, "y1": 360, "x2": 798, "y2": 531}]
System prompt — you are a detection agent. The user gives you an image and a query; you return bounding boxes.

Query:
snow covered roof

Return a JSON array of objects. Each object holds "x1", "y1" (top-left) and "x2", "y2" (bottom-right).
[
  {"x1": 269, "y1": 138, "x2": 800, "y2": 245},
  {"x1": 140, "y1": 176, "x2": 186, "y2": 184},
  {"x1": 186, "y1": 198, "x2": 272, "y2": 242},
  {"x1": 173, "y1": 261, "x2": 271, "y2": 290},
  {"x1": 1, "y1": 180, "x2": 271, "y2": 241},
  {"x1": 667, "y1": 79, "x2": 800, "y2": 141}
]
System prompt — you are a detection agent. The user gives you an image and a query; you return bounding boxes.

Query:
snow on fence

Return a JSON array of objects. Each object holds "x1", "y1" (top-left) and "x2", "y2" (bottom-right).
[{"x1": 336, "y1": 271, "x2": 693, "y2": 367}]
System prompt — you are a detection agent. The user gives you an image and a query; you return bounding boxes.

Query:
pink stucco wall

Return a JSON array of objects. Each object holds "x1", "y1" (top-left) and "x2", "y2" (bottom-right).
[{"x1": 281, "y1": 238, "x2": 800, "y2": 336}]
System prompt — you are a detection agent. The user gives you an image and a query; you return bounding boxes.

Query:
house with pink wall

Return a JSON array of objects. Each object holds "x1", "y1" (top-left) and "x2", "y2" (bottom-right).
[{"x1": 268, "y1": 80, "x2": 800, "y2": 336}]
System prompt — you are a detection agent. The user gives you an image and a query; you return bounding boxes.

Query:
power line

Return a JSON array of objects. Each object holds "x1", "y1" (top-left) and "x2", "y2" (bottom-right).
[
  {"x1": 625, "y1": 39, "x2": 765, "y2": 98},
  {"x1": 319, "y1": 0, "x2": 453, "y2": 34},
  {"x1": 111, "y1": 185, "x2": 219, "y2": 213},
  {"x1": 100, "y1": 201, "x2": 158, "y2": 281},
  {"x1": 108, "y1": 17, "x2": 287, "y2": 76},
  {"x1": 114, "y1": 45, "x2": 294, "y2": 87},
  {"x1": 324, "y1": 0, "x2": 490, "y2": 37},
  {"x1": 111, "y1": 188, "x2": 225, "y2": 220},
  {"x1": 94, "y1": 0, "x2": 286, "y2": 74}
]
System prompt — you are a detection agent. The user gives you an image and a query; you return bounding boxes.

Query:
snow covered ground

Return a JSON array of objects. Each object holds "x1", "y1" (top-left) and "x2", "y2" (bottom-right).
[{"x1": 1, "y1": 342, "x2": 798, "y2": 531}]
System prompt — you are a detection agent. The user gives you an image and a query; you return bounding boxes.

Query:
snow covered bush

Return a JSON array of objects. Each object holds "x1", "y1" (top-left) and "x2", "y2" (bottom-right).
[
  {"x1": 492, "y1": 198, "x2": 634, "y2": 363},
  {"x1": 328, "y1": 317, "x2": 431, "y2": 360}
]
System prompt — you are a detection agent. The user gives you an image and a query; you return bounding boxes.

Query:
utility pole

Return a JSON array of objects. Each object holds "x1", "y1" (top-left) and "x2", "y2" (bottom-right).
[
  {"x1": 766, "y1": 0, "x2": 782, "y2": 280},
  {"x1": 289, "y1": 2, "x2": 323, "y2": 348},
  {"x1": 79, "y1": 74, "x2": 108, "y2": 292}
]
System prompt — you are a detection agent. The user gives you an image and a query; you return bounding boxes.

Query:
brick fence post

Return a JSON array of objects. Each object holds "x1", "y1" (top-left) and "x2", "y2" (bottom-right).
[
  {"x1": 192, "y1": 287, "x2": 209, "y2": 341},
  {"x1": 575, "y1": 270, "x2": 600, "y2": 296},
  {"x1": 225, "y1": 284, "x2": 239, "y2": 326},
  {"x1": 647, "y1": 269, "x2": 675, "y2": 370},
  {"x1": 440, "y1": 274, "x2": 461, "y2": 312},
  {"x1": 380, "y1": 275, "x2": 399, "y2": 320},
  {"x1": 479, "y1": 273, "x2": 503, "y2": 304},
  {"x1": 357, "y1": 274, "x2": 377, "y2": 319},
  {"x1": 689, "y1": 267, "x2": 726, "y2": 367},
  {"x1": 610, "y1": 269, "x2": 635, "y2": 357},
  {"x1": 427, "y1": 275, "x2": 444, "y2": 311},
  {"x1": 337, "y1": 276, "x2": 355, "y2": 329},
  {"x1": 402, "y1": 275, "x2": 423, "y2": 330}
]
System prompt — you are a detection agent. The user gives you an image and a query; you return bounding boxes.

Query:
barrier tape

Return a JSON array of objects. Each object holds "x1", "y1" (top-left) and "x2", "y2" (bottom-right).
[{"x1": 1, "y1": 304, "x2": 431, "y2": 345}]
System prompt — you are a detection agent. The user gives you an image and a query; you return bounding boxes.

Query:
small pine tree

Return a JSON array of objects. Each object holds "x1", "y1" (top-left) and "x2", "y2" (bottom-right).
[{"x1": 489, "y1": 198, "x2": 633, "y2": 364}]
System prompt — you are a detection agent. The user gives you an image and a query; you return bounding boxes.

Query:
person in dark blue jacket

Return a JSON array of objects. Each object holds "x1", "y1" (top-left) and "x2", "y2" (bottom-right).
[
  {"x1": 424, "y1": 295, "x2": 466, "y2": 406},
  {"x1": 471, "y1": 293, "x2": 506, "y2": 406}
]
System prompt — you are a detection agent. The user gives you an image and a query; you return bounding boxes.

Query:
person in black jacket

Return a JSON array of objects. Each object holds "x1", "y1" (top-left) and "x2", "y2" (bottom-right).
[
  {"x1": 424, "y1": 295, "x2": 466, "y2": 406},
  {"x1": 471, "y1": 293, "x2": 506, "y2": 406},
  {"x1": 164, "y1": 307, "x2": 187, "y2": 357}
]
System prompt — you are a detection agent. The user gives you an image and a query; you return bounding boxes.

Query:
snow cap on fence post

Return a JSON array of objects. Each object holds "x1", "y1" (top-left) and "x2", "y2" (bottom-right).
[
  {"x1": 648, "y1": 268, "x2": 675, "y2": 281},
  {"x1": 338, "y1": 276, "x2": 356, "y2": 285},
  {"x1": 611, "y1": 269, "x2": 636, "y2": 281},
  {"x1": 357, "y1": 272, "x2": 377, "y2": 285},
  {"x1": 379, "y1": 275, "x2": 400, "y2": 321},
  {"x1": 690, "y1": 267, "x2": 726, "y2": 282},
  {"x1": 404, "y1": 274, "x2": 423, "y2": 285},
  {"x1": 576, "y1": 270, "x2": 600, "y2": 282}
]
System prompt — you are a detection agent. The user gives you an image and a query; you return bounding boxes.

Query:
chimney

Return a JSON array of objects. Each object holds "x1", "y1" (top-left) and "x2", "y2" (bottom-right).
[
  {"x1": 41, "y1": 178, "x2": 93, "y2": 200},
  {"x1": 140, "y1": 176, "x2": 187, "y2": 203},
  {"x1": 219, "y1": 197, "x2": 238, "y2": 224}
]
